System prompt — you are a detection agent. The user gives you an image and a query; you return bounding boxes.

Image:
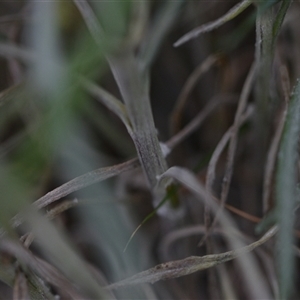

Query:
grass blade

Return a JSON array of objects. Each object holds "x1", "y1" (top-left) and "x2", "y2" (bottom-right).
[
  {"x1": 174, "y1": 0, "x2": 253, "y2": 47},
  {"x1": 108, "y1": 226, "x2": 277, "y2": 289},
  {"x1": 276, "y1": 79, "x2": 300, "y2": 298},
  {"x1": 33, "y1": 158, "x2": 139, "y2": 210},
  {"x1": 138, "y1": 0, "x2": 183, "y2": 71},
  {"x1": 109, "y1": 53, "x2": 168, "y2": 189},
  {"x1": 158, "y1": 166, "x2": 272, "y2": 299},
  {"x1": 81, "y1": 78, "x2": 133, "y2": 136},
  {"x1": 74, "y1": 0, "x2": 168, "y2": 189}
]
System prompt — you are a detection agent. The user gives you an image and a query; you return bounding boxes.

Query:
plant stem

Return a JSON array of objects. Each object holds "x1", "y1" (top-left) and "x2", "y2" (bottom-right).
[{"x1": 110, "y1": 52, "x2": 168, "y2": 189}]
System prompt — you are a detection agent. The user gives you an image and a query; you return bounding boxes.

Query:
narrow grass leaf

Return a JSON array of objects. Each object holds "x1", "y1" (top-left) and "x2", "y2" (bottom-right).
[
  {"x1": 263, "y1": 83, "x2": 289, "y2": 213},
  {"x1": 74, "y1": 0, "x2": 168, "y2": 189},
  {"x1": 167, "y1": 94, "x2": 237, "y2": 150},
  {"x1": 158, "y1": 166, "x2": 272, "y2": 299},
  {"x1": 170, "y1": 55, "x2": 221, "y2": 134},
  {"x1": 109, "y1": 53, "x2": 168, "y2": 189},
  {"x1": 22, "y1": 209, "x2": 107, "y2": 299},
  {"x1": 33, "y1": 158, "x2": 139, "y2": 211},
  {"x1": 138, "y1": 0, "x2": 183, "y2": 71},
  {"x1": 108, "y1": 226, "x2": 277, "y2": 289},
  {"x1": 272, "y1": 0, "x2": 292, "y2": 45},
  {"x1": 254, "y1": 1, "x2": 288, "y2": 148},
  {"x1": 276, "y1": 79, "x2": 300, "y2": 298},
  {"x1": 83, "y1": 102, "x2": 135, "y2": 156},
  {"x1": 174, "y1": 0, "x2": 253, "y2": 47},
  {"x1": 13, "y1": 159, "x2": 139, "y2": 227},
  {"x1": 124, "y1": 185, "x2": 178, "y2": 252},
  {"x1": 0, "y1": 240, "x2": 85, "y2": 299},
  {"x1": 201, "y1": 64, "x2": 256, "y2": 246},
  {"x1": 81, "y1": 78, "x2": 133, "y2": 136}
]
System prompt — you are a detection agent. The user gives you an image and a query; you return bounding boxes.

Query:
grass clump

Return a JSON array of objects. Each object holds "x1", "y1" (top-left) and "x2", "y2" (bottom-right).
[{"x1": 0, "y1": 1, "x2": 299, "y2": 299}]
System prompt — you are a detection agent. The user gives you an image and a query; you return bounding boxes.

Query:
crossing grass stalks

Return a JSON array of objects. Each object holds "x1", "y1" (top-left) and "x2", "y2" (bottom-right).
[{"x1": 0, "y1": 1, "x2": 299, "y2": 299}]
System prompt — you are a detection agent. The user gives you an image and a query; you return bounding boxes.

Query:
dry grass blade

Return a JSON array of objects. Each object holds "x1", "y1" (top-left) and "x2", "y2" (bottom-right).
[
  {"x1": 160, "y1": 167, "x2": 243, "y2": 236},
  {"x1": 33, "y1": 257, "x2": 87, "y2": 299},
  {"x1": 203, "y1": 127, "x2": 233, "y2": 248},
  {"x1": 160, "y1": 225, "x2": 242, "y2": 261},
  {"x1": 174, "y1": 0, "x2": 253, "y2": 47},
  {"x1": 46, "y1": 199, "x2": 78, "y2": 220},
  {"x1": 138, "y1": 0, "x2": 183, "y2": 71},
  {"x1": 19, "y1": 208, "x2": 107, "y2": 299},
  {"x1": 3, "y1": 159, "x2": 138, "y2": 228},
  {"x1": 0, "y1": 239, "x2": 85, "y2": 299},
  {"x1": 202, "y1": 101, "x2": 254, "y2": 246},
  {"x1": 161, "y1": 225, "x2": 211, "y2": 257},
  {"x1": 201, "y1": 102, "x2": 253, "y2": 240},
  {"x1": 159, "y1": 166, "x2": 272, "y2": 299},
  {"x1": 225, "y1": 203, "x2": 260, "y2": 224},
  {"x1": 81, "y1": 78, "x2": 133, "y2": 136},
  {"x1": 254, "y1": 4, "x2": 275, "y2": 148},
  {"x1": 254, "y1": 0, "x2": 291, "y2": 153},
  {"x1": 219, "y1": 63, "x2": 256, "y2": 210},
  {"x1": 170, "y1": 55, "x2": 221, "y2": 134},
  {"x1": 19, "y1": 200, "x2": 79, "y2": 249},
  {"x1": 13, "y1": 269, "x2": 29, "y2": 300},
  {"x1": 33, "y1": 158, "x2": 139, "y2": 211},
  {"x1": 263, "y1": 65, "x2": 290, "y2": 213},
  {"x1": 206, "y1": 130, "x2": 231, "y2": 197},
  {"x1": 109, "y1": 53, "x2": 168, "y2": 189},
  {"x1": 123, "y1": 96, "x2": 241, "y2": 251},
  {"x1": 161, "y1": 222, "x2": 258, "y2": 254},
  {"x1": 107, "y1": 225, "x2": 277, "y2": 289},
  {"x1": 21, "y1": 233, "x2": 35, "y2": 249},
  {"x1": 167, "y1": 94, "x2": 237, "y2": 149}
]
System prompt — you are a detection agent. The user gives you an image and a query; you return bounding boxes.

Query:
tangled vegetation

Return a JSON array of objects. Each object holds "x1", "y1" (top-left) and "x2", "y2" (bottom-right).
[{"x1": 0, "y1": 1, "x2": 299, "y2": 299}]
